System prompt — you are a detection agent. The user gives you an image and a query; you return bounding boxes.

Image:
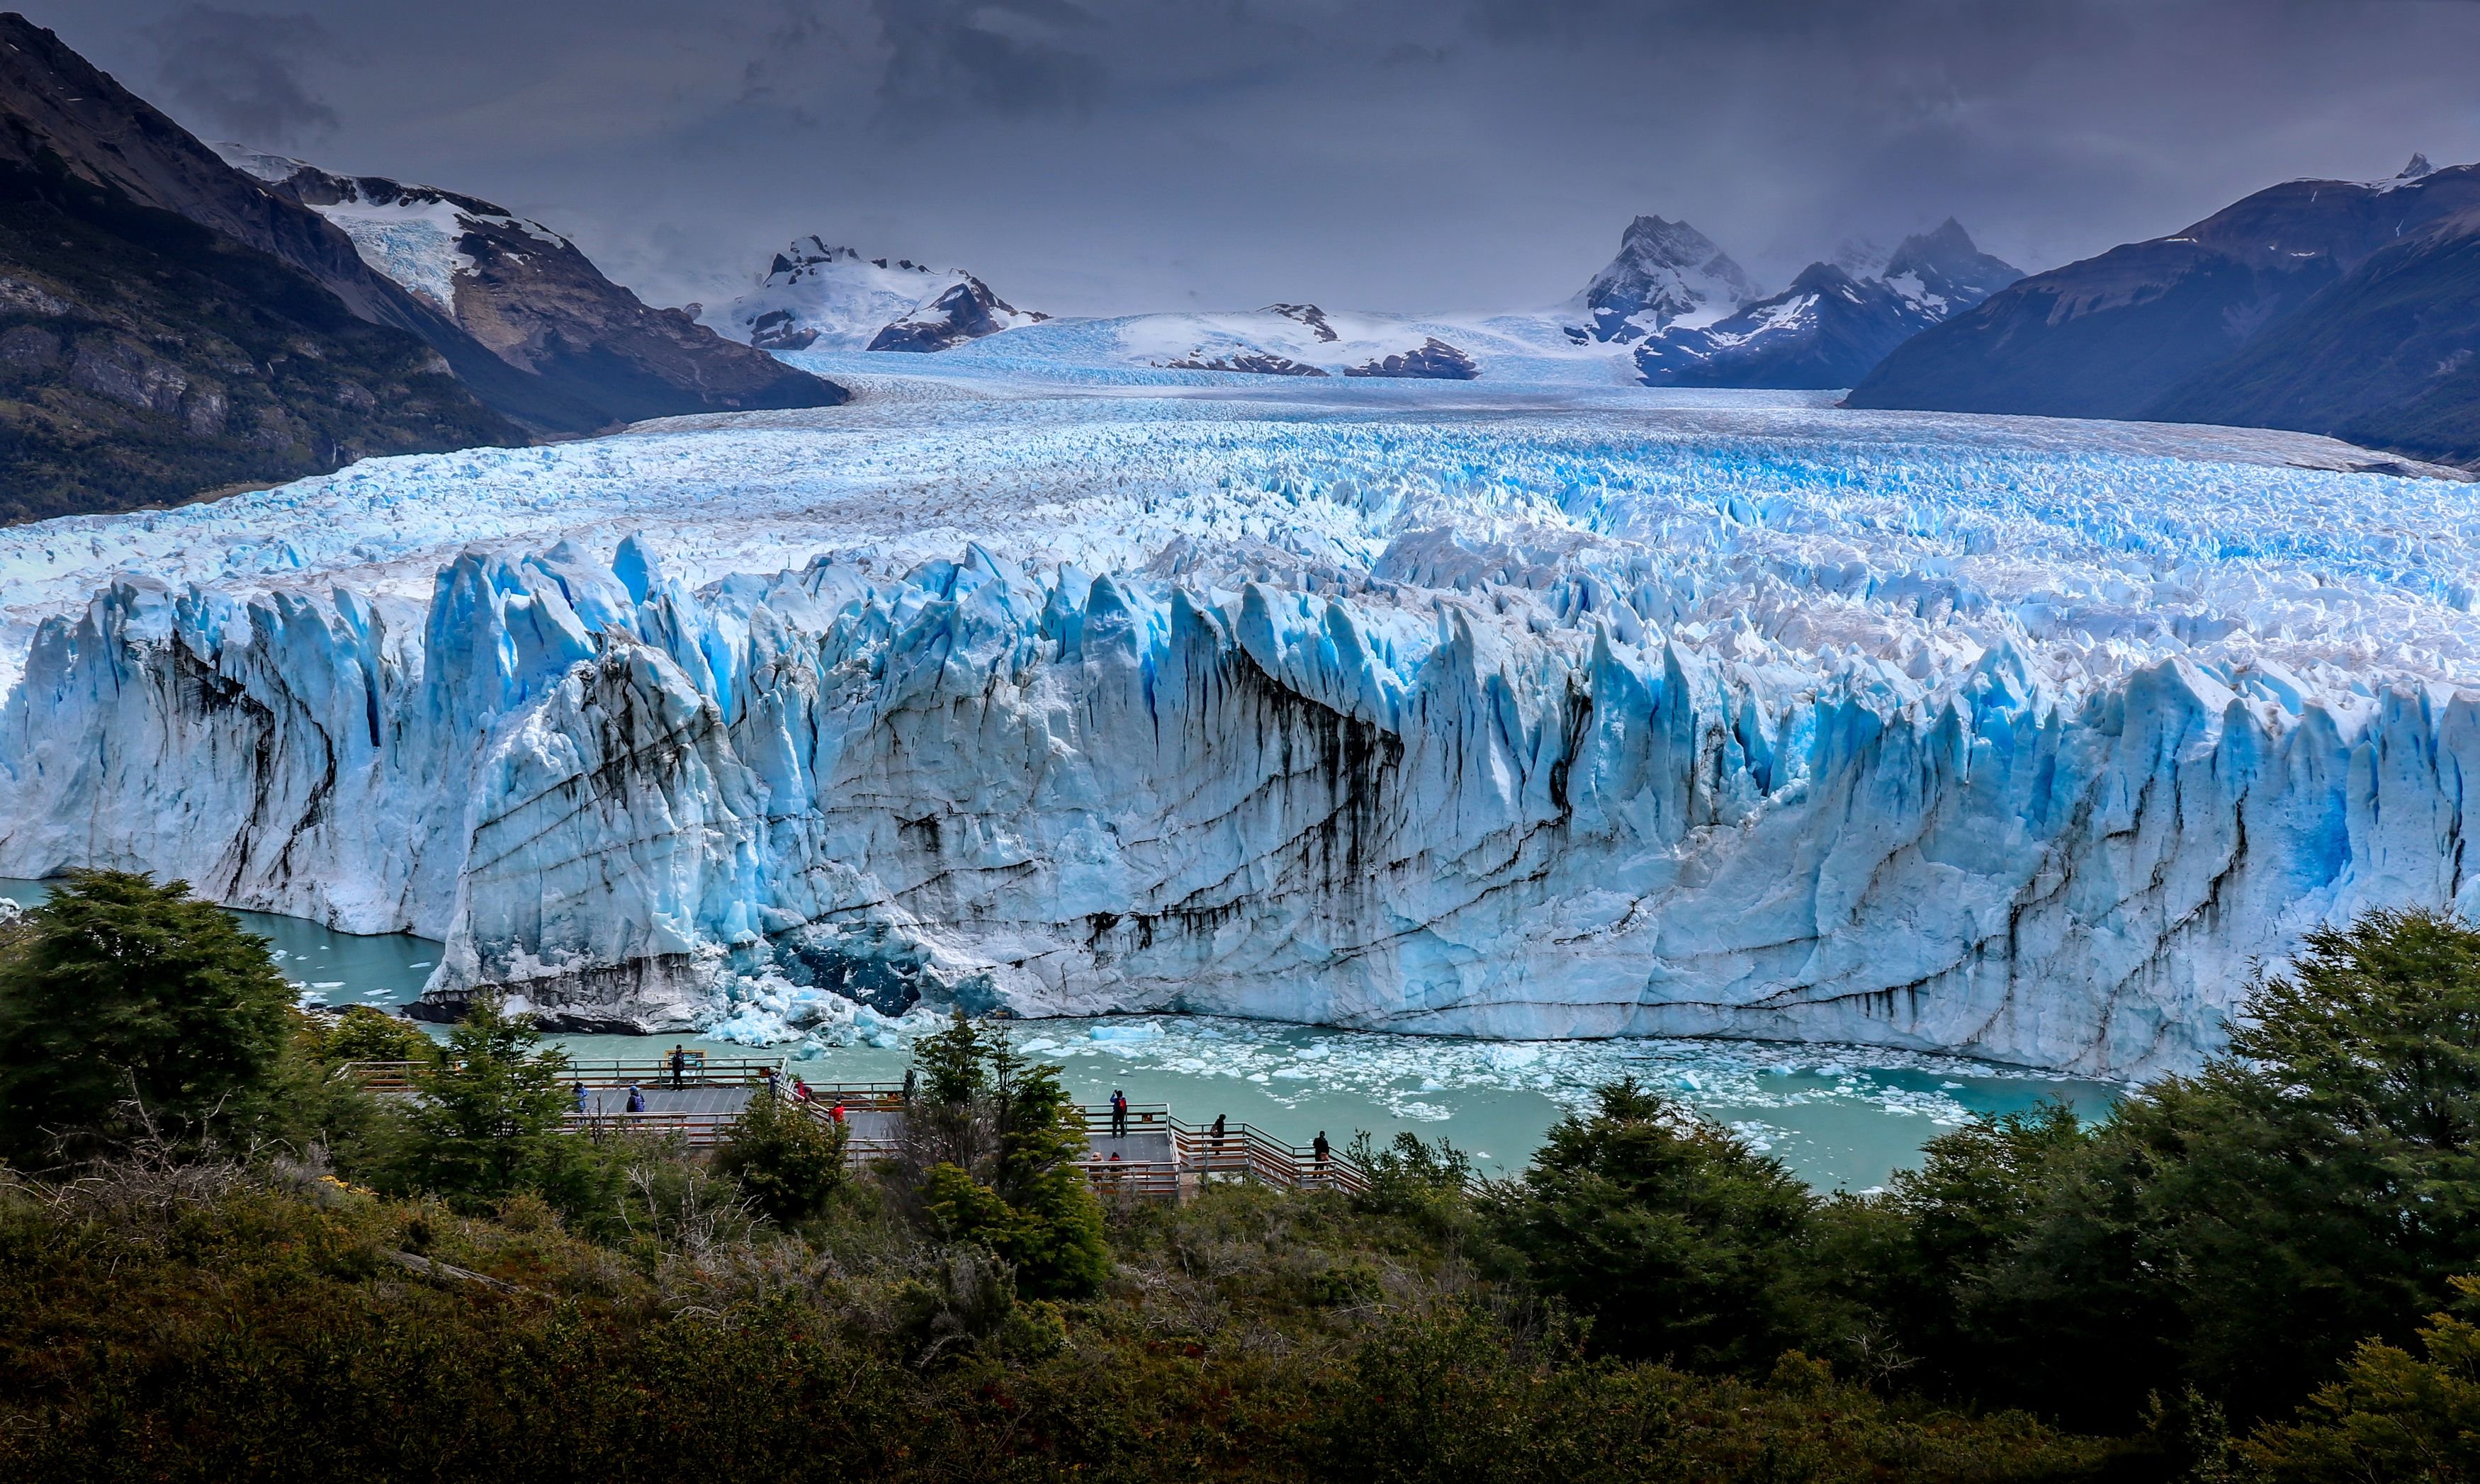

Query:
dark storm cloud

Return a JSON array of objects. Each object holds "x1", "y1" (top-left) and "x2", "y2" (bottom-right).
[
  {"x1": 140, "y1": 5, "x2": 340, "y2": 146},
  {"x1": 34, "y1": 0, "x2": 2480, "y2": 316},
  {"x1": 872, "y1": 0, "x2": 1108, "y2": 120}
]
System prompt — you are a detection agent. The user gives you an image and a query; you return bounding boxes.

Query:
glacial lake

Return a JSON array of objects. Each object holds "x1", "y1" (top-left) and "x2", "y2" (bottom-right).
[{"x1": 1, "y1": 878, "x2": 2121, "y2": 1190}]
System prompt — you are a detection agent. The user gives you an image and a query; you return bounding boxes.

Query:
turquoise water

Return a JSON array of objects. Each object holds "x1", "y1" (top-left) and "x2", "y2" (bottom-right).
[{"x1": 1, "y1": 878, "x2": 2120, "y2": 1190}]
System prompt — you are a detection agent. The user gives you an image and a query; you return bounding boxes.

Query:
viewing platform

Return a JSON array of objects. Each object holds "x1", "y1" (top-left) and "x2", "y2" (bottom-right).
[{"x1": 348, "y1": 1053, "x2": 1364, "y2": 1199}]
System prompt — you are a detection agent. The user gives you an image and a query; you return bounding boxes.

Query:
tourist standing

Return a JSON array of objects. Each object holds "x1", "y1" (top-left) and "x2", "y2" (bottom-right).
[
  {"x1": 830, "y1": 1101, "x2": 847, "y2": 1125},
  {"x1": 573, "y1": 1081, "x2": 589, "y2": 1116},
  {"x1": 1110, "y1": 1089, "x2": 1128, "y2": 1139},
  {"x1": 762, "y1": 1065, "x2": 780, "y2": 1100},
  {"x1": 1210, "y1": 1114, "x2": 1227, "y2": 1162},
  {"x1": 669, "y1": 1046, "x2": 687, "y2": 1089},
  {"x1": 1312, "y1": 1131, "x2": 1330, "y2": 1179},
  {"x1": 902, "y1": 1066, "x2": 918, "y2": 1104},
  {"x1": 626, "y1": 1084, "x2": 646, "y2": 1114}
]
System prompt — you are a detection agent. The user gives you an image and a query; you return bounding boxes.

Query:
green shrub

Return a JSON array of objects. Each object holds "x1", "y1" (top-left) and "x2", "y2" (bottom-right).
[{"x1": 716, "y1": 1088, "x2": 847, "y2": 1225}]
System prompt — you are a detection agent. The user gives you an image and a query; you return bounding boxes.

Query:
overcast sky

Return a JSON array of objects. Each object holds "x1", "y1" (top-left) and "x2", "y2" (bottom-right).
[{"x1": 38, "y1": 0, "x2": 2480, "y2": 316}]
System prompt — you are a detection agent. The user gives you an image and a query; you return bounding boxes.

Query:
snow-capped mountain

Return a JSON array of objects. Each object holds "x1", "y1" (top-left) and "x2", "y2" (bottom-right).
[
  {"x1": 1634, "y1": 222, "x2": 2022, "y2": 389},
  {"x1": 1566, "y1": 215, "x2": 1762, "y2": 344},
  {"x1": 0, "y1": 18, "x2": 534, "y2": 521},
  {"x1": 1635, "y1": 263, "x2": 1940, "y2": 388},
  {"x1": 1880, "y1": 217, "x2": 2027, "y2": 318},
  {"x1": 867, "y1": 276, "x2": 1045, "y2": 353},
  {"x1": 703, "y1": 239, "x2": 1039, "y2": 353},
  {"x1": 1120, "y1": 305, "x2": 1479, "y2": 378},
  {"x1": 216, "y1": 145, "x2": 843, "y2": 431}
]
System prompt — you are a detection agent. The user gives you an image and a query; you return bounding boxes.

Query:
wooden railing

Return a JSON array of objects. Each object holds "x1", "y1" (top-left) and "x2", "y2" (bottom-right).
[{"x1": 344, "y1": 1063, "x2": 1363, "y2": 1194}]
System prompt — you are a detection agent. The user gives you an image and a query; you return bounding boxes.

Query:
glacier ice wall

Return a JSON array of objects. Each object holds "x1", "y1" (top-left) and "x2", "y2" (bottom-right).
[{"x1": 4, "y1": 378, "x2": 2478, "y2": 1075}]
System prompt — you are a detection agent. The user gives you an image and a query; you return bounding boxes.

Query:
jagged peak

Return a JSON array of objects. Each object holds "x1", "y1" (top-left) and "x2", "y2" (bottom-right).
[
  {"x1": 1617, "y1": 214, "x2": 1728, "y2": 267},
  {"x1": 2401, "y1": 152, "x2": 2436, "y2": 180}
]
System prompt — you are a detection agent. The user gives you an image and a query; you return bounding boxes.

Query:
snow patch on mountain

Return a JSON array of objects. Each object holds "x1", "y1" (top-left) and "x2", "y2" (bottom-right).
[
  {"x1": 865, "y1": 276, "x2": 1044, "y2": 353},
  {"x1": 1110, "y1": 306, "x2": 1483, "y2": 378},
  {"x1": 211, "y1": 142, "x2": 568, "y2": 324},
  {"x1": 702, "y1": 239, "x2": 1034, "y2": 353},
  {"x1": 1567, "y1": 215, "x2": 1762, "y2": 344}
]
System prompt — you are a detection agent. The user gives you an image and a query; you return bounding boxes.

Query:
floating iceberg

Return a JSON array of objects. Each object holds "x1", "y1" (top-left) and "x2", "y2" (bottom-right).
[{"x1": 2, "y1": 372, "x2": 2476, "y2": 1077}]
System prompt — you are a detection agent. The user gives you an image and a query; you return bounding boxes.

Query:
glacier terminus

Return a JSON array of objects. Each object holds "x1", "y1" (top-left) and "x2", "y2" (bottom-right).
[{"x1": 4, "y1": 356, "x2": 2476, "y2": 1079}]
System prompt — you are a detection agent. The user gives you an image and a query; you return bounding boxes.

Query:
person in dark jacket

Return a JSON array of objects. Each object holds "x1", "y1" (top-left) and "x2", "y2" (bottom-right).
[
  {"x1": 1312, "y1": 1131, "x2": 1330, "y2": 1174},
  {"x1": 669, "y1": 1046, "x2": 687, "y2": 1089},
  {"x1": 1110, "y1": 1089, "x2": 1128, "y2": 1139},
  {"x1": 626, "y1": 1084, "x2": 647, "y2": 1114}
]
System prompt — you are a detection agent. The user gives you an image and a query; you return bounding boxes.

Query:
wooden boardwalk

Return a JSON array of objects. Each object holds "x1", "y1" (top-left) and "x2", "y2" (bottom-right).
[{"x1": 350, "y1": 1056, "x2": 1363, "y2": 1199}]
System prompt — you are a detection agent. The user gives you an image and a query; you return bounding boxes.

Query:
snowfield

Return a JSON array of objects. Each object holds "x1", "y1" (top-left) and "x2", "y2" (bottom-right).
[{"x1": 4, "y1": 363, "x2": 2476, "y2": 1075}]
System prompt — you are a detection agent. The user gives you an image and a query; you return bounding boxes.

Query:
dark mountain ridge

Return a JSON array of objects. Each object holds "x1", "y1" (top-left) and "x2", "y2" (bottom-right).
[
  {"x1": 0, "y1": 9, "x2": 843, "y2": 519},
  {"x1": 1847, "y1": 157, "x2": 2480, "y2": 459}
]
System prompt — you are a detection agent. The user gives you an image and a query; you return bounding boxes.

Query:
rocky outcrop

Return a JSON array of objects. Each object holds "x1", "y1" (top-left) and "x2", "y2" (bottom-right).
[
  {"x1": 865, "y1": 276, "x2": 1042, "y2": 353},
  {"x1": 1343, "y1": 337, "x2": 1479, "y2": 379}
]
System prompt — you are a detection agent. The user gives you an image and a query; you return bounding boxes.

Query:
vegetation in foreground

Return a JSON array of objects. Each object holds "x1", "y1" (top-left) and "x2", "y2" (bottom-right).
[{"x1": 4, "y1": 871, "x2": 2479, "y2": 1480}]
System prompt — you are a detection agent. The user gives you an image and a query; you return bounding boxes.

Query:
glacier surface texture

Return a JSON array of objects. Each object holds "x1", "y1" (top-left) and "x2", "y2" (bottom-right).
[{"x1": 4, "y1": 364, "x2": 2476, "y2": 1077}]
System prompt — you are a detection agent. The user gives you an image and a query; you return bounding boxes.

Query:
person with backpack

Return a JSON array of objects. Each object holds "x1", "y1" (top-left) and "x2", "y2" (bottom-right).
[
  {"x1": 626, "y1": 1084, "x2": 647, "y2": 1114},
  {"x1": 1312, "y1": 1130, "x2": 1330, "y2": 1181},
  {"x1": 1110, "y1": 1088, "x2": 1129, "y2": 1139}
]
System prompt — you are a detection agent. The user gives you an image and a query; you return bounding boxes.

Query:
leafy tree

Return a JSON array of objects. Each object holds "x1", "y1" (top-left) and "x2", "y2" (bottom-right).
[
  {"x1": 1969, "y1": 910, "x2": 2480, "y2": 1425},
  {"x1": 1482, "y1": 1078, "x2": 1840, "y2": 1372},
  {"x1": 2245, "y1": 1275, "x2": 2480, "y2": 1483},
  {"x1": 716, "y1": 1089, "x2": 846, "y2": 1225},
  {"x1": 302, "y1": 1004, "x2": 435, "y2": 1069},
  {"x1": 383, "y1": 997, "x2": 587, "y2": 1212},
  {"x1": 0, "y1": 871, "x2": 293, "y2": 1160},
  {"x1": 903, "y1": 1013, "x2": 1109, "y2": 1298},
  {"x1": 1846, "y1": 1101, "x2": 2100, "y2": 1394}
]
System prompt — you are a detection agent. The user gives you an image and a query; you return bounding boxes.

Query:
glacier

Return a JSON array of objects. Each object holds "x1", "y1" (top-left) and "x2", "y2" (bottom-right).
[{"x1": 3, "y1": 366, "x2": 2477, "y2": 1076}]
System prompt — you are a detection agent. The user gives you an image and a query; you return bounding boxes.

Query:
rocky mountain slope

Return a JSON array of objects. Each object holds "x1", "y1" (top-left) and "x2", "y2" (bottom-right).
[
  {"x1": 703, "y1": 239, "x2": 1039, "y2": 353},
  {"x1": 0, "y1": 19, "x2": 521, "y2": 520},
  {"x1": 221, "y1": 148, "x2": 845, "y2": 431},
  {"x1": 1847, "y1": 156, "x2": 2480, "y2": 441},
  {"x1": 865, "y1": 275, "x2": 1044, "y2": 352},
  {"x1": 1633, "y1": 221, "x2": 2023, "y2": 389},
  {"x1": 1565, "y1": 215, "x2": 1759, "y2": 343},
  {"x1": 2144, "y1": 202, "x2": 2480, "y2": 465}
]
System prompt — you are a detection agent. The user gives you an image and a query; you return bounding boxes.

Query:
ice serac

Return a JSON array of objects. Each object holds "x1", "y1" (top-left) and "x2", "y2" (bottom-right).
[{"x1": 7, "y1": 408, "x2": 2478, "y2": 1079}]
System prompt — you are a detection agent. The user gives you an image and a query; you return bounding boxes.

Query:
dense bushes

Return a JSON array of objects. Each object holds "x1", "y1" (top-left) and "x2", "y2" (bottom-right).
[{"x1": 9, "y1": 874, "x2": 2480, "y2": 1480}]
